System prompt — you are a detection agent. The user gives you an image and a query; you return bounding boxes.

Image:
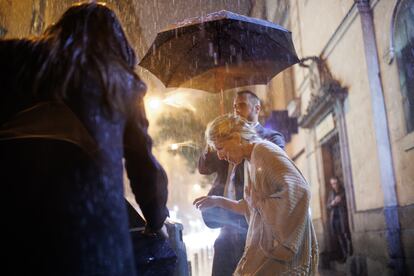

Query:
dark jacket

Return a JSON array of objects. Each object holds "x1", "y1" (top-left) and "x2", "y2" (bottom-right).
[
  {"x1": 0, "y1": 40, "x2": 168, "y2": 276},
  {"x1": 198, "y1": 123, "x2": 285, "y2": 276},
  {"x1": 327, "y1": 187, "x2": 350, "y2": 235}
]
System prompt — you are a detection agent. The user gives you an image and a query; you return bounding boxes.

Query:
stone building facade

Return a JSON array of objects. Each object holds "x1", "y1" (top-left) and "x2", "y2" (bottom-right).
[{"x1": 264, "y1": 0, "x2": 414, "y2": 275}]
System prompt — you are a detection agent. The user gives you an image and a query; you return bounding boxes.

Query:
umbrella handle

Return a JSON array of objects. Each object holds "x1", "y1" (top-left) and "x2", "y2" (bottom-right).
[
  {"x1": 217, "y1": 72, "x2": 225, "y2": 114},
  {"x1": 220, "y1": 89, "x2": 225, "y2": 114}
]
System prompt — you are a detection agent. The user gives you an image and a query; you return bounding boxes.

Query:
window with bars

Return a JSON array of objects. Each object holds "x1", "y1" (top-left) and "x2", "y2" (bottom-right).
[{"x1": 394, "y1": 0, "x2": 414, "y2": 133}]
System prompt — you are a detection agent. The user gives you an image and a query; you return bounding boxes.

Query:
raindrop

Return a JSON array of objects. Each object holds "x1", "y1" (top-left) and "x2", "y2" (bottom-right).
[
  {"x1": 208, "y1": 42, "x2": 214, "y2": 56},
  {"x1": 230, "y1": 44, "x2": 236, "y2": 56},
  {"x1": 200, "y1": 25, "x2": 206, "y2": 38},
  {"x1": 237, "y1": 54, "x2": 242, "y2": 66}
]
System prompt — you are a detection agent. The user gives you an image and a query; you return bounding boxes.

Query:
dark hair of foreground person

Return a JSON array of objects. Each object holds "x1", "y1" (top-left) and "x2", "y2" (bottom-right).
[{"x1": 0, "y1": 3, "x2": 168, "y2": 275}]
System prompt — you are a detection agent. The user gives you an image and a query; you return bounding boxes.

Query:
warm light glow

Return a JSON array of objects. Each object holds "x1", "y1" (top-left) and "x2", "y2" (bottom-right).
[
  {"x1": 170, "y1": 143, "x2": 179, "y2": 150},
  {"x1": 193, "y1": 183, "x2": 201, "y2": 192},
  {"x1": 183, "y1": 228, "x2": 220, "y2": 250},
  {"x1": 147, "y1": 97, "x2": 162, "y2": 110},
  {"x1": 163, "y1": 90, "x2": 197, "y2": 112},
  {"x1": 168, "y1": 211, "x2": 182, "y2": 223}
]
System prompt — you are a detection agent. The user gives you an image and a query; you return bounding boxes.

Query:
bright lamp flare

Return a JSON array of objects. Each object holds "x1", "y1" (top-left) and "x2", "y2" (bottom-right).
[
  {"x1": 170, "y1": 143, "x2": 179, "y2": 150},
  {"x1": 193, "y1": 183, "x2": 201, "y2": 192},
  {"x1": 147, "y1": 97, "x2": 162, "y2": 110}
]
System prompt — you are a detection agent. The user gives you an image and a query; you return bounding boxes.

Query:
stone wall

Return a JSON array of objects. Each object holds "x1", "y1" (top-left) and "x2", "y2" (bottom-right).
[
  {"x1": 350, "y1": 204, "x2": 414, "y2": 275},
  {"x1": 372, "y1": 0, "x2": 414, "y2": 207},
  {"x1": 270, "y1": 0, "x2": 414, "y2": 274},
  {"x1": 0, "y1": 0, "x2": 39, "y2": 38}
]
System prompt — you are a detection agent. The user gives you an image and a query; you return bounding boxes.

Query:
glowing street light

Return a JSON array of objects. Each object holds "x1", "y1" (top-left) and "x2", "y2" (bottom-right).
[
  {"x1": 163, "y1": 91, "x2": 197, "y2": 112},
  {"x1": 169, "y1": 141, "x2": 199, "y2": 151},
  {"x1": 170, "y1": 143, "x2": 179, "y2": 150},
  {"x1": 147, "y1": 96, "x2": 162, "y2": 110},
  {"x1": 193, "y1": 183, "x2": 201, "y2": 192},
  {"x1": 145, "y1": 90, "x2": 197, "y2": 114}
]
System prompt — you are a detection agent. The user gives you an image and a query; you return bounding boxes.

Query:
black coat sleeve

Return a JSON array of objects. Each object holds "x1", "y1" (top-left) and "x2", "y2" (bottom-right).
[
  {"x1": 262, "y1": 128, "x2": 285, "y2": 149},
  {"x1": 123, "y1": 95, "x2": 169, "y2": 231},
  {"x1": 198, "y1": 147, "x2": 223, "y2": 175},
  {"x1": 0, "y1": 39, "x2": 39, "y2": 124},
  {"x1": 267, "y1": 131, "x2": 285, "y2": 149}
]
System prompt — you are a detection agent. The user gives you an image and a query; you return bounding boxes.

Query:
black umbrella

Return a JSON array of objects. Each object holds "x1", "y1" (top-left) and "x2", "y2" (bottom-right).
[{"x1": 139, "y1": 10, "x2": 299, "y2": 94}]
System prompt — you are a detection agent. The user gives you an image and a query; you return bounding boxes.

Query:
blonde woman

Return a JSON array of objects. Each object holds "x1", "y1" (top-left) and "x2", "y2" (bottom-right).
[{"x1": 194, "y1": 114, "x2": 318, "y2": 275}]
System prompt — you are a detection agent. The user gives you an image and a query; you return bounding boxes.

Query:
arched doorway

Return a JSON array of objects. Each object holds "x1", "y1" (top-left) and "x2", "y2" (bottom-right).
[{"x1": 298, "y1": 57, "x2": 355, "y2": 267}]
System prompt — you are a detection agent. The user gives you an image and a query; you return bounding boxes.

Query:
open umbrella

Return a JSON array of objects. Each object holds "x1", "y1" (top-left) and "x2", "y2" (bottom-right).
[{"x1": 139, "y1": 10, "x2": 299, "y2": 94}]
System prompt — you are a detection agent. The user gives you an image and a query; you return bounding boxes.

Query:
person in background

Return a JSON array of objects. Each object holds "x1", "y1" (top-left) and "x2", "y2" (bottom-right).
[
  {"x1": 327, "y1": 176, "x2": 352, "y2": 261},
  {"x1": 198, "y1": 90, "x2": 284, "y2": 276},
  {"x1": 194, "y1": 114, "x2": 318, "y2": 275},
  {"x1": 0, "y1": 3, "x2": 168, "y2": 275}
]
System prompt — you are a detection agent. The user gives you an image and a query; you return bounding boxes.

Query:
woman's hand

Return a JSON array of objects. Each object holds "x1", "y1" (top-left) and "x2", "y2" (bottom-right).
[
  {"x1": 193, "y1": 196, "x2": 221, "y2": 210},
  {"x1": 194, "y1": 196, "x2": 247, "y2": 215}
]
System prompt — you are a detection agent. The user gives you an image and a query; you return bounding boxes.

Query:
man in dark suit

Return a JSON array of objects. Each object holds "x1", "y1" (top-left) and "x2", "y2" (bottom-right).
[{"x1": 198, "y1": 90, "x2": 285, "y2": 276}]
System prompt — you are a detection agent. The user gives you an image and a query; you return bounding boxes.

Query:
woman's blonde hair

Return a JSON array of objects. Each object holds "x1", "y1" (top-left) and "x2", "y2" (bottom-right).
[{"x1": 205, "y1": 113, "x2": 261, "y2": 149}]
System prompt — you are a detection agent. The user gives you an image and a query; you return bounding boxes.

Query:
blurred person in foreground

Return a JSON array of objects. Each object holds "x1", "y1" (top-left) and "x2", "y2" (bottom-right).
[
  {"x1": 198, "y1": 91, "x2": 284, "y2": 276},
  {"x1": 0, "y1": 3, "x2": 168, "y2": 275},
  {"x1": 194, "y1": 114, "x2": 318, "y2": 275}
]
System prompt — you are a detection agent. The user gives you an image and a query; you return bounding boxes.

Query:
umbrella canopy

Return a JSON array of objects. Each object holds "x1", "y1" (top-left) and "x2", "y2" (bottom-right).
[{"x1": 139, "y1": 10, "x2": 299, "y2": 93}]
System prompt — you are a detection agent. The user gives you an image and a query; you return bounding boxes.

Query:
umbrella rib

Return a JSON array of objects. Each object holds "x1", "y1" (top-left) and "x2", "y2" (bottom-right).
[{"x1": 264, "y1": 33, "x2": 295, "y2": 55}]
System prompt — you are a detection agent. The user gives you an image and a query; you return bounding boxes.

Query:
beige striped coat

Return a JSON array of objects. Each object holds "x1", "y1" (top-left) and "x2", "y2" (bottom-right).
[{"x1": 234, "y1": 141, "x2": 318, "y2": 276}]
